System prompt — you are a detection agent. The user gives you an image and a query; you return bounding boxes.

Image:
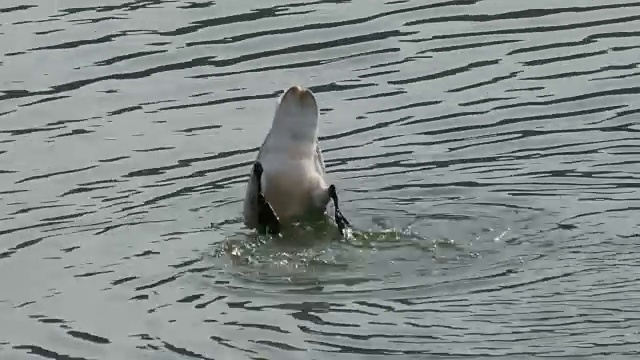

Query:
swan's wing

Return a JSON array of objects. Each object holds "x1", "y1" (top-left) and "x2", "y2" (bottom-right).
[
  {"x1": 243, "y1": 167, "x2": 259, "y2": 229},
  {"x1": 314, "y1": 141, "x2": 326, "y2": 175},
  {"x1": 243, "y1": 138, "x2": 269, "y2": 230}
]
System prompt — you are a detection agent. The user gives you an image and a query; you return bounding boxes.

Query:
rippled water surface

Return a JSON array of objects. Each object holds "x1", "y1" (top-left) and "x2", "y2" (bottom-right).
[{"x1": 2, "y1": 0, "x2": 640, "y2": 358}]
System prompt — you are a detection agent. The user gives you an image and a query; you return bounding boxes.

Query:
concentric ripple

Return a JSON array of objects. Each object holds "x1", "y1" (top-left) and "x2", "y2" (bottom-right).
[{"x1": 1, "y1": 0, "x2": 640, "y2": 358}]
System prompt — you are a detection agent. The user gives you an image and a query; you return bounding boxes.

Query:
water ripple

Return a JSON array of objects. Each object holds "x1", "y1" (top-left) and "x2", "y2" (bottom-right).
[{"x1": 1, "y1": 0, "x2": 640, "y2": 358}]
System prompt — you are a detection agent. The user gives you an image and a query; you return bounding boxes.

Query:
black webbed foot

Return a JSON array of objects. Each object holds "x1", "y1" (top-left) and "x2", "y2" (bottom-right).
[
  {"x1": 328, "y1": 184, "x2": 351, "y2": 235},
  {"x1": 253, "y1": 162, "x2": 280, "y2": 235}
]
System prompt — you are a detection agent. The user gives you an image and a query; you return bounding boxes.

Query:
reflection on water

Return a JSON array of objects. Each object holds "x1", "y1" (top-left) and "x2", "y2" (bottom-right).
[{"x1": 2, "y1": 0, "x2": 640, "y2": 358}]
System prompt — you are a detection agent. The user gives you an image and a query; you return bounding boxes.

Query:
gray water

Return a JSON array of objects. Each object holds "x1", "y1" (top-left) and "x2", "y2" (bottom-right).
[{"x1": 1, "y1": 0, "x2": 640, "y2": 358}]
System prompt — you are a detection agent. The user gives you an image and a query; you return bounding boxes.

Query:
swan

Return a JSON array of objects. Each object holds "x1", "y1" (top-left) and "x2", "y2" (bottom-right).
[{"x1": 242, "y1": 85, "x2": 350, "y2": 235}]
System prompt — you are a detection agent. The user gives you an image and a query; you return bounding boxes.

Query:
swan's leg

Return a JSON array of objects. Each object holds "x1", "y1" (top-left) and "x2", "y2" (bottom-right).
[
  {"x1": 253, "y1": 162, "x2": 280, "y2": 235},
  {"x1": 328, "y1": 184, "x2": 351, "y2": 235}
]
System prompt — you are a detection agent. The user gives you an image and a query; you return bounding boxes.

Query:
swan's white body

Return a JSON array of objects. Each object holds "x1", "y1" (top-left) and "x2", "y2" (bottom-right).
[{"x1": 243, "y1": 86, "x2": 331, "y2": 229}]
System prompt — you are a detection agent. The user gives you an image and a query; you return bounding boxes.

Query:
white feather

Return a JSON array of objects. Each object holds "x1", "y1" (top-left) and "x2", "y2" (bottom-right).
[{"x1": 243, "y1": 86, "x2": 330, "y2": 228}]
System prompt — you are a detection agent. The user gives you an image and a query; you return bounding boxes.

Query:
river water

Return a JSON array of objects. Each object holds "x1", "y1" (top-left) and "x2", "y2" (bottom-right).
[{"x1": 1, "y1": 0, "x2": 640, "y2": 359}]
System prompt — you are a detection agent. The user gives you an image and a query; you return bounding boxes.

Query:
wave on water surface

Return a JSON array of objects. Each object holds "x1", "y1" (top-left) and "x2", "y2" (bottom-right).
[{"x1": 1, "y1": 0, "x2": 640, "y2": 358}]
